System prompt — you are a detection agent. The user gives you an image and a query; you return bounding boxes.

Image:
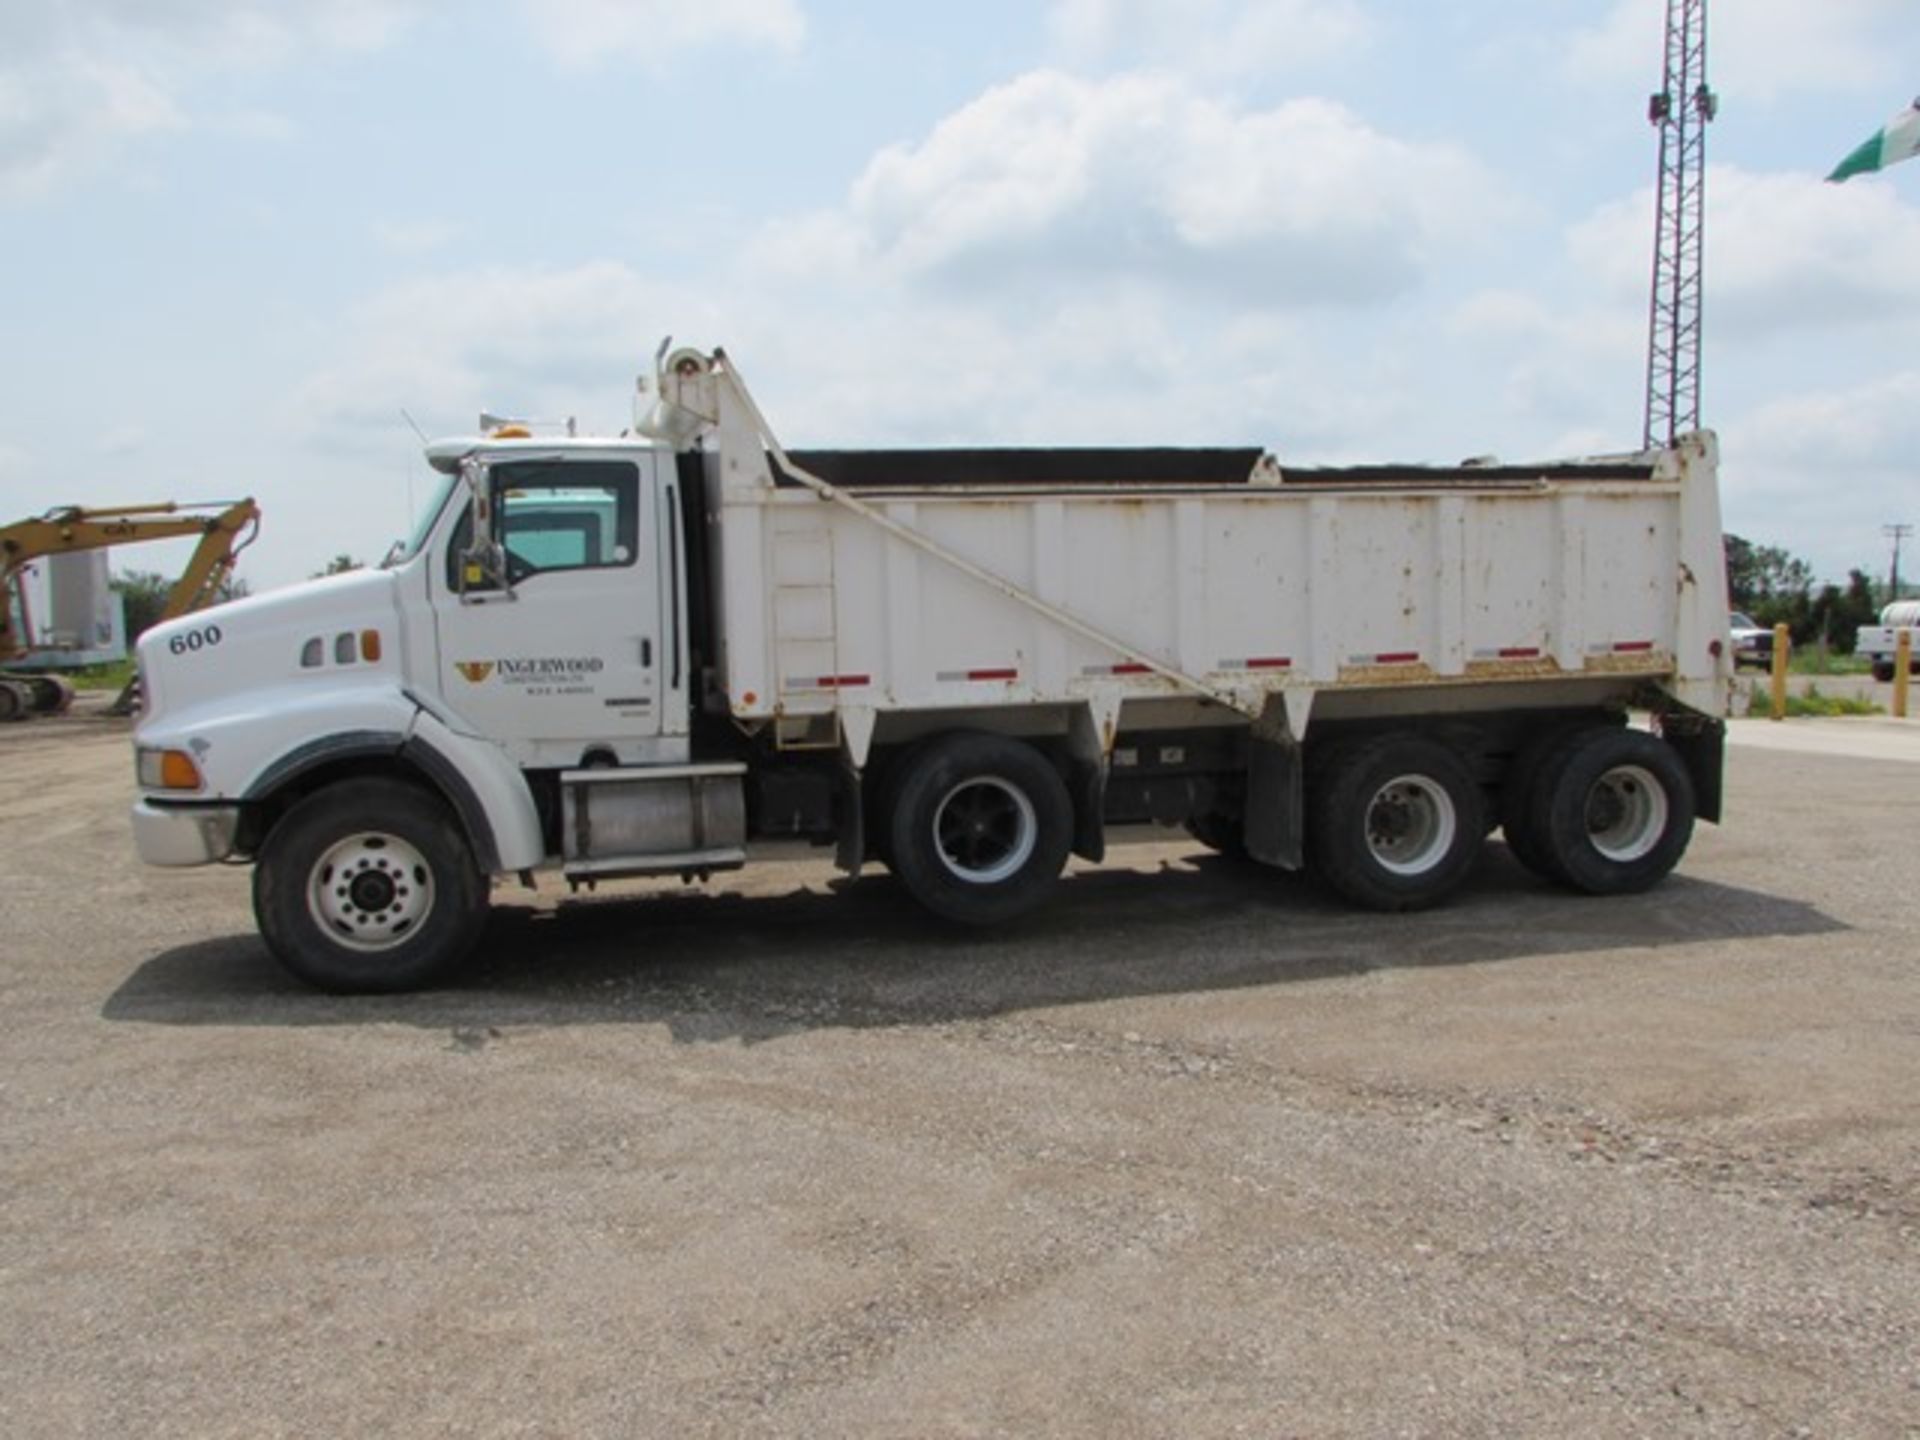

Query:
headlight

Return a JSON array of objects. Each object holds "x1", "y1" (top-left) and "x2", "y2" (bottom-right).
[{"x1": 136, "y1": 747, "x2": 204, "y2": 791}]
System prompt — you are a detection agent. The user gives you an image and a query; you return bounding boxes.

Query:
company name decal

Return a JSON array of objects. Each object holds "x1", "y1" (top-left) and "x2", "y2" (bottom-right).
[
  {"x1": 455, "y1": 656, "x2": 604, "y2": 698},
  {"x1": 497, "y1": 657, "x2": 605, "y2": 678}
]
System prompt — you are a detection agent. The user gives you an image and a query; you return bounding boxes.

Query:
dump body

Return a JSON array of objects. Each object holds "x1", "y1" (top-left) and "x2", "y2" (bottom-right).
[{"x1": 679, "y1": 367, "x2": 1732, "y2": 750}]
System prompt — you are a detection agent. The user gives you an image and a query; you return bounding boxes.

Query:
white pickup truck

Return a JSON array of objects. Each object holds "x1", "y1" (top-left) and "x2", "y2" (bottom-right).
[
  {"x1": 131, "y1": 345, "x2": 1734, "y2": 992},
  {"x1": 1857, "y1": 600, "x2": 1920, "y2": 682}
]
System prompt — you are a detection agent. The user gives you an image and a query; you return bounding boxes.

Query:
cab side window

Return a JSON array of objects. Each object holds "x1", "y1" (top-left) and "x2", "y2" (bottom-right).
[{"x1": 447, "y1": 460, "x2": 640, "y2": 591}]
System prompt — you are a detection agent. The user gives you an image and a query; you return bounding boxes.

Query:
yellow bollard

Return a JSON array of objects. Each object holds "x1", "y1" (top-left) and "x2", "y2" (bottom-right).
[
  {"x1": 1769, "y1": 623, "x2": 1790, "y2": 721},
  {"x1": 1896, "y1": 629, "x2": 1912, "y2": 720}
]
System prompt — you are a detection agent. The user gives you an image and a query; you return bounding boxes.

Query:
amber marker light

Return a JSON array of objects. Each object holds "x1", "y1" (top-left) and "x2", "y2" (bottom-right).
[{"x1": 137, "y1": 748, "x2": 204, "y2": 791}]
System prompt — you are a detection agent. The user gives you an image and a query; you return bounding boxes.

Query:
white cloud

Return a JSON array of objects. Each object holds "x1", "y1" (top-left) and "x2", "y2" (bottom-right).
[
  {"x1": 523, "y1": 0, "x2": 805, "y2": 68},
  {"x1": 0, "y1": 2, "x2": 421, "y2": 198},
  {"x1": 817, "y1": 70, "x2": 1509, "y2": 309},
  {"x1": 0, "y1": 55, "x2": 183, "y2": 197},
  {"x1": 1049, "y1": 0, "x2": 1369, "y2": 77},
  {"x1": 1722, "y1": 374, "x2": 1920, "y2": 580},
  {"x1": 1567, "y1": 0, "x2": 1907, "y2": 102},
  {"x1": 1736, "y1": 372, "x2": 1920, "y2": 473},
  {"x1": 1568, "y1": 165, "x2": 1920, "y2": 338},
  {"x1": 292, "y1": 262, "x2": 717, "y2": 446}
]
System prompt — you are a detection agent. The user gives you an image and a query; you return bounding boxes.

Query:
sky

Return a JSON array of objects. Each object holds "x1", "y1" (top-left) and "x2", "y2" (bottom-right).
[{"x1": 2, "y1": 0, "x2": 1915, "y2": 594}]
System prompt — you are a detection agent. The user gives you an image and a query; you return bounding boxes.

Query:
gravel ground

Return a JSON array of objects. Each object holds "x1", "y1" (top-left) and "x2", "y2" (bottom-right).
[{"x1": 2, "y1": 703, "x2": 1918, "y2": 1437}]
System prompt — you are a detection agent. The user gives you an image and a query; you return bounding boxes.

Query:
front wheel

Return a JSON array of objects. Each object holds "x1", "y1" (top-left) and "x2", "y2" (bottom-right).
[
  {"x1": 1306, "y1": 735, "x2": 1485, "y2": 912},
  {"x1": 253, "y1": 779, "x2": 490, "y2": 993},
  {"x1": 1872, "y1": 660, "x2": 1896, "y2": 683},
  {"x1": 887, "y1": 733, "x2": 1073, "y2": 926}
]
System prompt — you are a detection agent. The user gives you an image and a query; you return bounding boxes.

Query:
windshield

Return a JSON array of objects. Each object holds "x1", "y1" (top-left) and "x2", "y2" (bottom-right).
[{"x1": 385, "y1": 471, "x2": 461, "y2": 568}]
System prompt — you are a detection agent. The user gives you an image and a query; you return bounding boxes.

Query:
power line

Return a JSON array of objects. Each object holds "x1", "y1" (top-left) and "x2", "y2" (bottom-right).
[{"x1": 1887, "y1": 522, "x2": 1914, "y2": 599}]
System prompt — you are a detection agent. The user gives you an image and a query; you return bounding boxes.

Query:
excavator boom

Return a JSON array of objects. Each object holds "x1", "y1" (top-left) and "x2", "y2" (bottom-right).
[{"x1": 0, "y1": 499, "x2": 260, "y2": 719}]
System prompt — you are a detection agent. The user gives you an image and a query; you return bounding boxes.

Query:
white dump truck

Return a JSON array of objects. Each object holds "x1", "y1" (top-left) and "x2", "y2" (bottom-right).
[
  {"x1": 1857, "y1": 600, "x2": 1920, "y2": 682},
  {"x1": 131, "y1": 345, "x2": 1734, "y2": 992}
]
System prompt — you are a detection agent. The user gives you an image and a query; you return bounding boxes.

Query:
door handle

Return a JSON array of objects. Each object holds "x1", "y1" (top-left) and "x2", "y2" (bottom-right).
[{"x1": 641, "y1": 637, "x2": 653, "y2": 667}]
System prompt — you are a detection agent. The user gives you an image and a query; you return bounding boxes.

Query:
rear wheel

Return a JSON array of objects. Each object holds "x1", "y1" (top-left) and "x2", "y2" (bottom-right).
[
  {"x1": 1500, "y1": 726, "x2": 1575, "y2": 881},
  {"x1": 253, "y1": 779, "x2": 489, "y2": 993},
  {"x1": 888, "y1": 733, "x2": 1073, "y2": 925},
  {"x1": 1307, "y1": 735, "x2": 1484, "y2": 912},
  {"x1": 1872, "y1": 660, "x2": 1896, "y2": 683},
  {"x1": 1526, "y1": 728, "x2": 1695, "y2": 895}
]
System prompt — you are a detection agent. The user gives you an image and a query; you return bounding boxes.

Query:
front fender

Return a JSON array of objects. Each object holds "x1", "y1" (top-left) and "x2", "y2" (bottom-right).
[
  {"x1": 404, "y1": 709, "x2": 545, "y2": 873},
  {"x1": 138, "y1": 682, "x2": 420, "y2": 802},
  {"x1": 138, "y1": 684, "x2": 545, "y2": 876}
]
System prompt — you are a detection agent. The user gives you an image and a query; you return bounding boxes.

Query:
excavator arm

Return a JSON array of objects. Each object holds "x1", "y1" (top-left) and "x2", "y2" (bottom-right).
[{"x1": 0, "y1": 499, "x2": 259, "y2": 718}]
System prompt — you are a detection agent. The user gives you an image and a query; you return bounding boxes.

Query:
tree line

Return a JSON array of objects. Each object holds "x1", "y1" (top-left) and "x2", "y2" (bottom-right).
[
  {"x1": 111, "y1": 555, "x2": 361, "y2": 640},
  {"x1": 1724, "y1": 534, "x2": 1887, "y2": 653}
]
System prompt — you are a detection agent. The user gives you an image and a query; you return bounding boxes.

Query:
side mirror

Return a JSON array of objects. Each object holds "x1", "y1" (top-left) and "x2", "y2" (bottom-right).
[{"x1": 457, "y1": 459, "x2": 512, "y2": 599}]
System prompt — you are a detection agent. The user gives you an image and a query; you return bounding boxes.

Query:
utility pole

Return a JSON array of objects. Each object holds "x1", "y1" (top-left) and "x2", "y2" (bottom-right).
[
  {"x1": 1888, "y1": 522, "x2": 1914, "y2": 600},
  {"x1": 1644, "y1": 0, "x2": 1717, "y2": 450}
]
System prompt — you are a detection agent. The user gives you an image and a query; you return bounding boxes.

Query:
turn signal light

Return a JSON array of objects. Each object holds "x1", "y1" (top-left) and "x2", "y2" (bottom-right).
[
  {"x1": 359, "y1": 629, "x2": 382, "y2": 663},
  {"x1": 137, "y1": 748, "x2": 204, "y2": 791}
]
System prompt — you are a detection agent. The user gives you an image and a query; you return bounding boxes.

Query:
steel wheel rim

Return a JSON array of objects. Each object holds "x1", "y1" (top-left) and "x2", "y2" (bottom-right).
[
  {"x1": 307, "y1": 831, "x2": 436, "y2": 952},
  {"x1": 932, "y1": 776, "x2": 1038, "y2": 885},
  {"x1": 1585, "y1": 764, "x2": 1667, "y2": 862},
  {"x1": 1365, "y1": 773, "x2": 1458, "y2": 876}
]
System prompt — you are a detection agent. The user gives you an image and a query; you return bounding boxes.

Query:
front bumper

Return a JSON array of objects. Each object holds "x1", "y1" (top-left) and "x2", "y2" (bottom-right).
[{"x1": 132, "y1": 800, "x2": 242, "y2": 867}]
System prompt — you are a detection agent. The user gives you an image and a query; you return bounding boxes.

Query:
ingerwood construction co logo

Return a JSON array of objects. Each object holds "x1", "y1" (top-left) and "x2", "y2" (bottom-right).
[{"x1": 455, "y1": 658, "x2": 604, "y2": 683}]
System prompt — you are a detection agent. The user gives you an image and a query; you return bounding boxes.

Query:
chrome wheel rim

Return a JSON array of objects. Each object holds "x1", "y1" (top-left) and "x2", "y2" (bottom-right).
[
  {"x1": 1585, "y1": 764, "x2": 1667, "y2": 862},
  {"x1": 1365, "y1": 774, "x2": 1458, "y2": 876},
  {"x1": 932, "y1": 777, "x2": 1038, "y2": 885},
  {"x1": 307, "y1": 831, "x2": 435, "y2": 952}
]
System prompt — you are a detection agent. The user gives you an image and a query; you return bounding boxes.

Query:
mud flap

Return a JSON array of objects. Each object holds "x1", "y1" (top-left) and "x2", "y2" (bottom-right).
[
  {"x1": 1243, "y1": 733, "x2": 1304, "y2": 869},
  {"x1": 1065, "y1": 698, "x2": 1116, "y2": 864},
  {"x1": 834, "y1": 758, "x2": 864, "y2": 874},
  {"x1": 1659, "y1": 715, "x2": 1725, "y2": 826}
]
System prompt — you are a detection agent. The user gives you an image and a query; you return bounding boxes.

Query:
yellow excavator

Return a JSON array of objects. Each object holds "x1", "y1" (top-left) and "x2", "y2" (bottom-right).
[{"x1": 1, "y1": 499, "x2": 260, "y2": 720}]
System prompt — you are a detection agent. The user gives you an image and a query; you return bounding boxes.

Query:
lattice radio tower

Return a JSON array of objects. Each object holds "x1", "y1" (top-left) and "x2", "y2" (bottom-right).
[{"x1": 1643, "y1": 0, "x2": 1717, "y2": 449}]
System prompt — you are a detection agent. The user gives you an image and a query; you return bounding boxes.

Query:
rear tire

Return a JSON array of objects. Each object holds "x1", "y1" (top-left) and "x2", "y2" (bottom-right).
[
  {"x1": 888, "y1": 732, "x2": 1073, "y2": 926},
  {"x1": 1500, "y1": 725, "x2": 1575, "y2": 881},
  {"x1": 253, "y1": 779, "x2": 490, "y2": 993},
  {"x1": 1871, "y1": 660, "x2": 1896, "y2": 683},
  {"x1": 1526, "y1": 728, "x2": 1695, "y2": 895},
  {"x1": 1306, "y1": 735, "x2": 1484, "y2": 912}
]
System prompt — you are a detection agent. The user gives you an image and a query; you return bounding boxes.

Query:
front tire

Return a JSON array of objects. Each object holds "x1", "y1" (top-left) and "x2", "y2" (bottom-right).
[
  {"x1": 888, "y1": 733, "x2": 1073, "y2": 926},
  {"x1": 1525, "y1": 728, "x2": 1695, "y2": 895},
  {"x1": 253, "y1": 779, "x2": 489, "y2": 993},
  {"x1": 1307, "y1": 735, "x2": 1484, "y2": 912}
]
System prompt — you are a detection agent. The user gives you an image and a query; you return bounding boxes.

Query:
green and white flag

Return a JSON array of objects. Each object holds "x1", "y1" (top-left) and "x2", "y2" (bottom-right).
[{"x1": 1828, "y1": 98, "x2": 1920, "y2": 182}]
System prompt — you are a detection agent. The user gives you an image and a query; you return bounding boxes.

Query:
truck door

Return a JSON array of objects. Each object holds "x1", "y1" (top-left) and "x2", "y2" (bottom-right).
[{"x1": 430, "y1": 455, "x2": 668, "y2": 763}]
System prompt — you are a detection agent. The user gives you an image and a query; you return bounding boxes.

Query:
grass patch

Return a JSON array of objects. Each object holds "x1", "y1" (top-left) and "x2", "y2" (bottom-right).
[
  {"x1": 1743, "y1": 680, "x2": 1883, "y2": 718},
  {"x1": 61, "y1": 660, "x2": 135, "y2": 691},
  {"x1": 1788, "y1": 649, "x2": 1872, "y2": 676}
]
